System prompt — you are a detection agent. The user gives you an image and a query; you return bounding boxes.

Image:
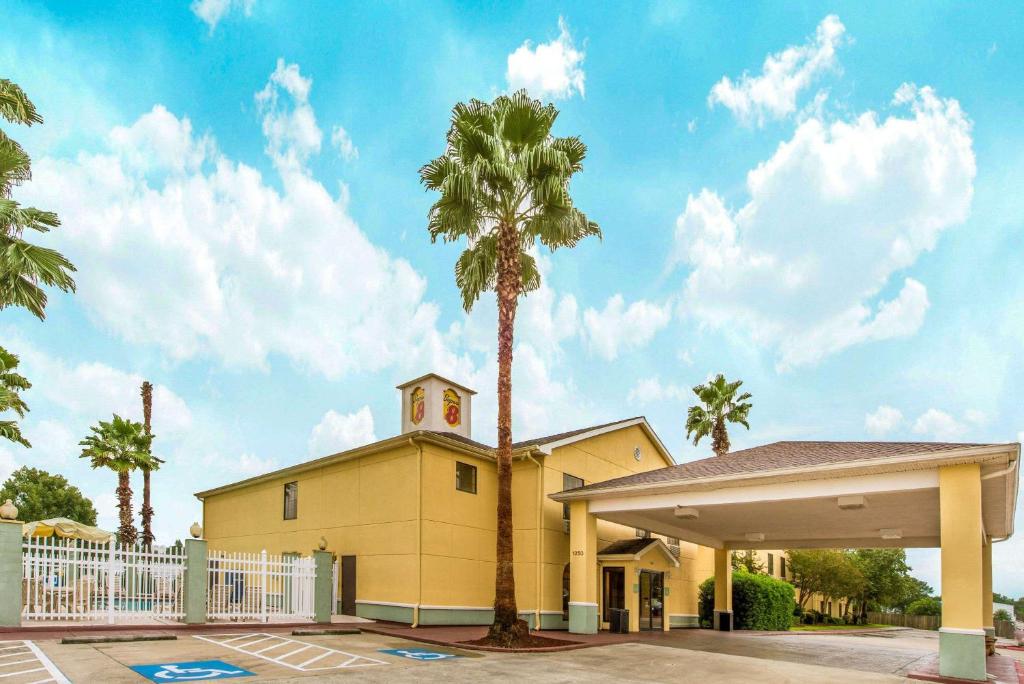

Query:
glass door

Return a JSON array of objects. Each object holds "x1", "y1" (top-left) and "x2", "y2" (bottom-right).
[
  {"x1": 602, "y1": 567, "x2": 625, "y2": 623},
  {"x1": 639, "y1": 570, "x2": 664, "y2": 630}
]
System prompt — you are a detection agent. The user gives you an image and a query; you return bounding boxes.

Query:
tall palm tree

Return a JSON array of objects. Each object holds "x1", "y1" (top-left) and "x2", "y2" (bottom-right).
[
  {"x1": 685, "y1": 374, "x2": 753, "y2": 457},
  {"x1": 79, "y1": 415, "x2": 155, "y2": 546},
  {"x1": 0, "y1": 346, "x2": 31, "y2": 447},
  {"x1": 0, "y1": 78, "x2": 76, "y2": 319},
  {"x1": 420, "y1": 90, "x2": 600, "y2": 646},
  {"x1": 139, "y1": 381, "x2": 163, "y2": 548}
]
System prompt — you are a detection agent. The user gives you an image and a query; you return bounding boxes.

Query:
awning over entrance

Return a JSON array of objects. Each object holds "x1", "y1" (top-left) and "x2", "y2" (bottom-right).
[
  {"x1": 551, "y1": 441, "x2": 1019, "y2": 551},
  {"x1": 551, "y1": 440, "x2": 1020, "y2": 682}
]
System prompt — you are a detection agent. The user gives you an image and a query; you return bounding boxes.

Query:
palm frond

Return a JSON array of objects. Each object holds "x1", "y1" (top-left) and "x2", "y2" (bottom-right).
[
  {"x1": 0, "y1": 79, "x2": 43, "y2": 126},
  {"x1": 0, "y1": 420, "x2": 30, "y2": 447},
  {"x1": 454, "y1": 234, "x2": 497, "y2": 311}
]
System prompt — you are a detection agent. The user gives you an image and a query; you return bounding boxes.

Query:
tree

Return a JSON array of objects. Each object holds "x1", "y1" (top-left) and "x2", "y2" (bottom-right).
[
  {"x1": 785, "y1": 549, "x2": 864, "y2": 612},
  {"x1": 685, "y1": 374, "x2": 752, "y2": 456},
  {"x1": 0, "y1": 346, "x2": 31, "y2": 447},
  {"x1": 139, "y1": 381, "x2": 163, "y2": 548},
  {"x1": 731, "y1": 550, "x2": 765, "y2": 574},
  {"x1": 906, "y1": 597, "x2": 941, "y2": 616},
  {"x1": 420, "y1": 91, "x2": 599, "y2": 646},
  {"x1": 0, "y1": 79, "x2": 76, "y2": 319},
  {"x1": 79, "y1": 415, "x2": 155, "y2": 546},
  {"x1": 0, "y1": 466, "x2": 97, "y2": 524}
]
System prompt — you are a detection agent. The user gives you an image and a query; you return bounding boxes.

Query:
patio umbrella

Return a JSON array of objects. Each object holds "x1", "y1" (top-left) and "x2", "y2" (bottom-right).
[{"x1": 22, "y1": 517, "x2": 115, "y2": 543}]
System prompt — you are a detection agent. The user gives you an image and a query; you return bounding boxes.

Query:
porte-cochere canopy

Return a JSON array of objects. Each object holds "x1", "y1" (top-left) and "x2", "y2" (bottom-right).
[{"x1": 551, "y1": 440, "x2": 1020, "y2": 682}]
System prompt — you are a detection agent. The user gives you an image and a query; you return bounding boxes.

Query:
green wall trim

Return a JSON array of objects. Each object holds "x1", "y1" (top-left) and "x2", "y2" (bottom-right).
[
  {"x1": 312, "y1": 551, "x2": 332, "y2": 624},
  {"x1": 670, "y1": 614, "x2": 700, "y2": 628},
  {"x1": 183, "y1": 538, "x2": 208, "y2": 625},
  {"x1": 419, "y1": 607, "x2": 493, "y2": 626},
  {"x1": 939, "y1": 629, "x2": 987, "y2": 682},
  {"x1": 356, "y1": 602, "x2": 415, "y2": 623},
  {"x1": 568, "y1": 604, "x2": 598, "y2": 634},
  {"x1": 540, "y1": 613, "x2": 569, "y2": 630},
  {"x1": 0, "y1": 522, "x2": 22, "y2": 627}
]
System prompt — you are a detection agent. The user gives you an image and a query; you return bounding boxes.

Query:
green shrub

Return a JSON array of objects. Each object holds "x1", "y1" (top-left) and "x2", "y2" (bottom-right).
[
  {"x1": 698, "y1": 569, "x2": 796, "y2": 631},
  {"x1": 994, "y1": 609, "x2": 1012, "y2": 623},
  {"x1": 906, "y1": 597, "x2": 942, "y2": 616}
]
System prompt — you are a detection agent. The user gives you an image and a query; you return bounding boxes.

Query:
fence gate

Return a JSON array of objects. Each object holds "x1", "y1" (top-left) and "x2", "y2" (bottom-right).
[
  {"x1": 207, "y1": 550, "x2": 315, "y2": 622},
  {"x1": 21, "y1": 536, "x2": 187, "y2": 622}
]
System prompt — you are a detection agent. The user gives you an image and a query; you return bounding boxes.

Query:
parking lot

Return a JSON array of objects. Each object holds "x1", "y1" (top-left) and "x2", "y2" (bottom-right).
[{"x1": 9, "y1": 629, "x2": 927, "y2": 683}]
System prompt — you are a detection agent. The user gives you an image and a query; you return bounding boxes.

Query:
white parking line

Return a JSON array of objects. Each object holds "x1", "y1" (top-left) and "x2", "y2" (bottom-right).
[
  {"x1": 0, "y1": 641, "x2": 68, "y2": 684},
  {"x1": 195, "y1": 633, "x2": 386, "y2": 671}
]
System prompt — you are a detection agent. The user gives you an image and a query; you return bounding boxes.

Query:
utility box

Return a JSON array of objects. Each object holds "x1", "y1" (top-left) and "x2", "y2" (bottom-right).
[{"x1": 610, "y1": 608, "x2": 630, "y2": 633}]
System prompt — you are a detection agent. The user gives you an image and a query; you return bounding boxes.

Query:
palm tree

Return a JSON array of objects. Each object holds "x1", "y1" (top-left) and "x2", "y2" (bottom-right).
[
  {"x1": 420, "y1": 90, "x2": 600, "y2": 646},
  {"x1": 139, "y1": 381, "x2": 163, "y2": 548},
  {"x1": 0, "y1": 346, "x2": 31, "y2": 447},
  {"x1": 79, "y1": 415, "x2": 155, "y2": 546},
  {"x1": 685, "y1": 374, "x2": 753, "y2": 457},
  {"x1": 1, "y1": 78, "x2": 76, "y2": 319}
]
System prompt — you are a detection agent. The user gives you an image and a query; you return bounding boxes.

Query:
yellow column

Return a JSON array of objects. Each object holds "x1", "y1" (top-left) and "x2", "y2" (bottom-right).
[
  {"x1": 939, "y1": 463, "x2": 987, "y2": 681},
  {"x1": 982, "y1": 538, "x2": 994, "y2": 642},
  {"x1": 713, "y1": 548, "x2": 733, "y2": 631},
  {"x1": 568, "y1": 499, "x2": 598, "y2": 634}
]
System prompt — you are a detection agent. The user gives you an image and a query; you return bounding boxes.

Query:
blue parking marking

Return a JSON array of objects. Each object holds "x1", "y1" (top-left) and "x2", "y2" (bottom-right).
[
  {"x1": 378, "y1": 648, "x2": 460, "y2": 661},
  {"x1": 129, "y1": 660, "x2": 254, "y2": 681}
]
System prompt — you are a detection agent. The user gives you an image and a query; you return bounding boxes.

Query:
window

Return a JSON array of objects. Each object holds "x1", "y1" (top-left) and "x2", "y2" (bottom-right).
[
  {"x1": 780, "y1": 557, "x2": 786, "y2": 579},
  {"x1": 562, "y1": 564, "x2": 571, "y2": 618},
  {"x1": 767, "y1": 553, "x2": 774, "y2": 576},
  {"x1": 455, "y1": 461, "x2": 477, "y2": 494},
  {"x1": 667, "y1": 537, "x2": 679, "y2": 546},
  {"x1": 283, "y1": 481, "x2": 298, "y2": 520},
  {"x1": 562, "y1": 473, "x2": 584, "y2": 521},
  {"x1": 635, "y1": 528, "x2": 650, "y2": 539}
]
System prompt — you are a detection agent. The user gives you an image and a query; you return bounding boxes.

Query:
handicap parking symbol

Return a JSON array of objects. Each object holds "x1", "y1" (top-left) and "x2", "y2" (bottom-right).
[
  {"x1": 130, "y1": 660, "x2": 254, "y2": 682},
  {"x1": 379, "y1": 648, "x2": 460, "y2": 661}
]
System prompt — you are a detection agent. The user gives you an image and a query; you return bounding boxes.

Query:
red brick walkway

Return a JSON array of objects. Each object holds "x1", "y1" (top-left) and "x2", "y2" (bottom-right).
[{"x1": 906, "y1": 652, "x2": 1023, "y2": 684}]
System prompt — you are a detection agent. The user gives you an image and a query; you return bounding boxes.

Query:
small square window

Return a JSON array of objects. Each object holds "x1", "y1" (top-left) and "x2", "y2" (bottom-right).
[
  {"x1": 283, "y1": 481, "x2": 298, "y2": 520},
  {"x1": 767, "y1": 553, "x2": 774, "y2": 576},
  {"x1": 635, "y1": 528, "x2": 650, "y2": 539},
  {"x1": 455, "y1": 461, "x2": 477, "y2": 494},
  {"x1": 667, "y1": 537, "x2": 679, "y2": 546}
]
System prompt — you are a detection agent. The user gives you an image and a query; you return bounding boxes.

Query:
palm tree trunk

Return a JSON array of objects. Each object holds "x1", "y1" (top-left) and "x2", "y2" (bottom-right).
[
  {"x1": 486, "y1": 221, "x2": 527, "y2": 647},
  {"x1": 712, "y1": 416, "x2": 730, "y2": 456},
  {"x1": 117, "y1": 471, "x2": 136, "y2": 546},
  {"x1": 141, "y1": 381, "x2": 154, "y2": 548}
]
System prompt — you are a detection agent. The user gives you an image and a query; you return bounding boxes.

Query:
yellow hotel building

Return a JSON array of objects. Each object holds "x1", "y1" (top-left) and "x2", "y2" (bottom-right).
[{"x1": 196, "y1": 373, "x2": 713, "y2": 632}]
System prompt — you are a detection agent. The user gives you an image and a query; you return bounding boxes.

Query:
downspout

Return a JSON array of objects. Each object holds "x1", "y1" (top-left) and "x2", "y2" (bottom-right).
[
  {"x1": 410, "y1": 438, "x2": 423, "y2": 627},
  {"x1": 526, "y1": 452, "x2": 543, "y2": 631}
]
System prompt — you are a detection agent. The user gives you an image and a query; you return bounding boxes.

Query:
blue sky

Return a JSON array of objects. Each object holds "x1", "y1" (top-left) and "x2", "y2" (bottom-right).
[{"x1": 2, "y1": 1, "x2": 1022, "y2": 595}]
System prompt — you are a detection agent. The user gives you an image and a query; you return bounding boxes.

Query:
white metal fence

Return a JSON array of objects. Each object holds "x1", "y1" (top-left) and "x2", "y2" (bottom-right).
[
  {"x1": 21, "y1": 536, "x2": 186, "y2": 622},
  {"x1": 207, "y1": 550, "x2": 315, "y2": 622}
]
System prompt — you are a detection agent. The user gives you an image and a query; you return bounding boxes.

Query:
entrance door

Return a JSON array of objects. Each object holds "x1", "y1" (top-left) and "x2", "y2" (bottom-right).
[
  {"x1": 341, "y1": 555, "x2": 357, "y2": 616},
  {"x1": 639, "y1": 570, "x2": 664, "y2": 631},
  {"x1": 602, "y1": 567, "x2": 625, "y2": 623}
]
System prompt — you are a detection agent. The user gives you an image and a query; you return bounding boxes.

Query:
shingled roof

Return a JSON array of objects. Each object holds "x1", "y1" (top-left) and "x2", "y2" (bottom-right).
[
  {"x1": 429, "y1": 416, "x2": 653, "y2": 452},
  {"x1": 598, "y1": 538, "x2": 660, "y2": 556},
  {"x1": 561, "y1": 440, "x2": 1000, "y2": 495}
]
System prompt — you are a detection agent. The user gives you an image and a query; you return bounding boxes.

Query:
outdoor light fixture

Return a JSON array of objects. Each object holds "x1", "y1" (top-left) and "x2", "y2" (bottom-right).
[
  {"x1": 745, "y1": 532, "x2": 765, "y2": 542},
  {"x1": 837, "y1": 495, "x2": 867, "y2": 510},
  {"x1": 674, "y1": 506, "x2": 699, "y2": 519},
  {"x1": 880, "y1": 528, "x2": 903, "y2": 540}
]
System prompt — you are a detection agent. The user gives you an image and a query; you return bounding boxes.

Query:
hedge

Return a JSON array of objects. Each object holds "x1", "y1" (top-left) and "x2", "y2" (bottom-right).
[{"x1": 698, "y1": 569, "x2": 796, "y2": 631}]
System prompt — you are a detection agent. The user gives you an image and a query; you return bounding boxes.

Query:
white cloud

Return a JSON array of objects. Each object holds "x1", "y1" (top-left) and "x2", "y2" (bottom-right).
[
  {"x1": 913, "y1": 408, "x2": 966, "y2": 441},
  {"x1": 331, "y1": 125, "x2": 358, "y2": 161},
  {"x1": 708, "y1": 15, "x2": 846, "y2": 127},
  {"x1": 506, "y1": 17, "x2": 585, "y2": 100},
  {"x1": 190, "y1": 0, "x2": 254, "y2": 34},
  {"x1": 583, "y1": 295, "x2": 671, "y2": 361},
  {"x1": 256, "y1": 59, "x2": 322, "y2": 171},
  {"x1": 865, "y1": 405, "x2": 903, "y2": 437},
  {"x1": 308, "y1": 406, "x2": 376, "y2": 456},
  {"x1": 687, "y1": 119, "x2": 698, "y2": 134},
  {"x1": 0, "y1": 446, "x2": 16, "y2": 484},
  {"x1": 23, "y1": 60, "x2": 457, "y2": 381},
  {"x1": 674, "y1": 85, "x2": 974, "y2": 370},
  {"x1": 627, "y1": 376, "x2": 689, "y2": 405},
  {"x1": 237, "y1": 453, "x2": 279, "y2": 475}
]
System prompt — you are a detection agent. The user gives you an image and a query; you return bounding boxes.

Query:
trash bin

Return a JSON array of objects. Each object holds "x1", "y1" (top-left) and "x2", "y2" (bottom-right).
[{"x1": 611, "y1": 608, "x2": 630, "y2": 633}]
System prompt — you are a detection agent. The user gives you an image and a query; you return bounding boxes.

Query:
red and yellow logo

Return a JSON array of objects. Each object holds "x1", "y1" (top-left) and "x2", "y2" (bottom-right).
[
  {"x1": 411, "y1": 386, "x2": 425, "y2": 425},
  {"x1": 443, "y1": 388, "x2": 461, "y2": 427}
]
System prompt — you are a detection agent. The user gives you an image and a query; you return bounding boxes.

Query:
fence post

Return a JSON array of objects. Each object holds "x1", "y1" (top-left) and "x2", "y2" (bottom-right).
[
  {"x1": 183, "y1": 537, "x2": 208, "y2": 624},
  {"x1": 313, "y1": 550, "x2": 333, "y2": 625},
  {"x1": 107, "y1": 540, "x2": 116, "y2": 624},
  {"x1": 0, "y1": 516, "x2": 22, "y2": 627},
  {"x1": 261, "y1": 550, "x2": 268, "y2": 623}
]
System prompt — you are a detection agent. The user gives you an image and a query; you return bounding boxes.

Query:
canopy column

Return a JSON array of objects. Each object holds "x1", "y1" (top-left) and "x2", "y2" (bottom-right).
[
  {"x1": 568, "y1": 499, "x2": 598, "y2": 634},
  {"x1": 713, "y1": 548, "x2": 732, "y2": 631},
  {"x1": 938, "y1": 463, "x2": 987, "y2": 681},
  {"x1": 982, "y1": 537, "x2": 994, "y2": 651}
]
